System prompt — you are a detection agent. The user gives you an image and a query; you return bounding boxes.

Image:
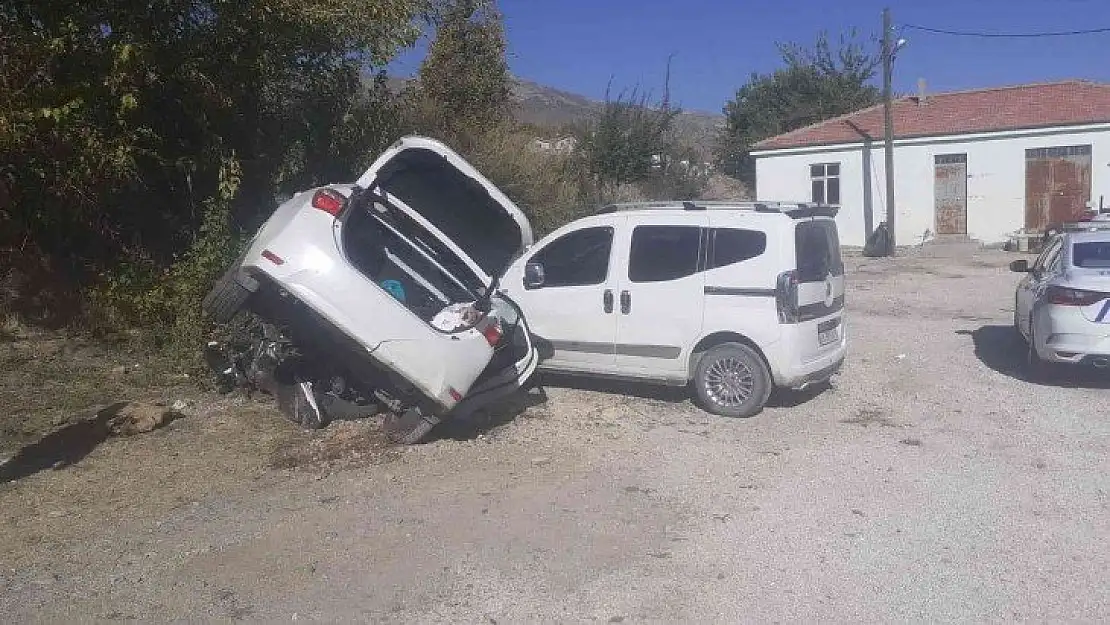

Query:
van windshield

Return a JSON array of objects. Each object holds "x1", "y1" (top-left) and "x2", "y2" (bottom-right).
[{"x1": 795, "y1": 219, "x2": 843, "y2": 282}]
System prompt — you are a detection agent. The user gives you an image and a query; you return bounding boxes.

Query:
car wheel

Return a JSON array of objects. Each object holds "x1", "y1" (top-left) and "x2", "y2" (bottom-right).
[
  {"x1": 276, "y1": 381, "x2": 328, "y2": 430},
  {"x1": 1026, "y1": 324, "x2": 1050, "y2": 380},
  {"x1": 383, "y1": 407, "x2": 441, "y2": 445},
  {"x1": 693, "y1": 342, "x2": 772, "y2": 418},
  {"x1": 202, "y1": 264, "x2": 252, "y2": 324}
]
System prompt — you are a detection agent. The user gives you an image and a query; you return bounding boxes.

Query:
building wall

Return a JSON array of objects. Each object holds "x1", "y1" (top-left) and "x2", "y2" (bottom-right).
[{"x1": 754, "y1": 124, "x2": 1110, "y2": 248}]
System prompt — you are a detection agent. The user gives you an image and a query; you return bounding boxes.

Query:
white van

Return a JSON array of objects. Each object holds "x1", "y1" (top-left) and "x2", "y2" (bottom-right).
[{"x1": 500, "y1": 200, "x2": 847, "y2": 418}]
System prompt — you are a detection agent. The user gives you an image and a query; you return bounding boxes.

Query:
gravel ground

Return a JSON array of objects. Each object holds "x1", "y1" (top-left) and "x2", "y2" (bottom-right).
[{"x1": 1, "y1": 243, "x2": 1108, "y2": 622}]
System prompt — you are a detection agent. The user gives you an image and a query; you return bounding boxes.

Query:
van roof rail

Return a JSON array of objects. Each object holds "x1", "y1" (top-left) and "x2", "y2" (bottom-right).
[{"x1": 595, "y1": 200, "x2": 839, "y2": 219}]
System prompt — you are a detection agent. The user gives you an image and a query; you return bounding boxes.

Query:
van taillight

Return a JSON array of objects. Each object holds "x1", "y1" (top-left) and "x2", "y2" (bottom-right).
[
  {"x1": 775, "y1": 270, "x2": 800, "y2": 323},
  {"x1": 311, "y1": 188, "x2": 346, "y2": 217}
]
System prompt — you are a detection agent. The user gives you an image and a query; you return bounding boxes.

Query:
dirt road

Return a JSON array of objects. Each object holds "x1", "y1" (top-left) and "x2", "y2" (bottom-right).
[{"x1": 2, "y1": 244, "x2": 1108, "y2": 622}]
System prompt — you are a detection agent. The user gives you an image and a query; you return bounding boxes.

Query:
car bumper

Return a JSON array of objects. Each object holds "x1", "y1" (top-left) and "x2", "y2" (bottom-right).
[
  {"x1": 451, "y1": 344, "x2": 540, "y2": 419},
  {"x1": 1034, "y1": 305, "x2": 1110, "y2": 364},
  {"x1": 776, "y1": 351, "x2": 846, "y2": 390},
  {"x1": 769, "y1": 318, "x2": 848, "y2": 389}
]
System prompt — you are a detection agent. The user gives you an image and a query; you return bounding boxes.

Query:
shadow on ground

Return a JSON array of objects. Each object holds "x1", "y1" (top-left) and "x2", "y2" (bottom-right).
[
  {"x1": 959, "y1": 325, "x2": 1110, "y2": 389},
  {"x1": 526, "y1": 371, "x2": 833, "y2": 412},
  {"x1": 0, "y1": 402, "x2": 127, "y2": 483},
  {"x1": 432, "y1": 387, "x2": 552, "y2": 441}
]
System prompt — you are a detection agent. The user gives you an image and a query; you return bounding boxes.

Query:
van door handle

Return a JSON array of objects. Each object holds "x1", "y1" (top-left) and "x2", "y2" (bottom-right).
[
  {"x1": 620, "y1": 290, "x2": 631, "y2": 314},
  {"x1": 603, "y1": 289, "x2": 614, "y2": 313}
]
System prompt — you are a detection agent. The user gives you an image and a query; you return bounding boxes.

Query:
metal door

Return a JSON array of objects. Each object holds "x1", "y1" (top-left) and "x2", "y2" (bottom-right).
[
  {"x1": 934, "y1": 153, "x2": 968, "y2": 235},
  {"x1": 1025, "y1": 145, "x2": 1092, "y2": 230}
]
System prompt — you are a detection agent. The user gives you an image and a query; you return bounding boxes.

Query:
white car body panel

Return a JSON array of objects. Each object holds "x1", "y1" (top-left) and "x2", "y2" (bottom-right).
[
  {"x1": 500, "y1": 215, "x2": 621, "y2": 374},
  {"x1": 613, "y1": 212, "x2": 709, "y2": 377},
  {"x1": 237, "y1": 137, "x2": 538, "y2": 412}
]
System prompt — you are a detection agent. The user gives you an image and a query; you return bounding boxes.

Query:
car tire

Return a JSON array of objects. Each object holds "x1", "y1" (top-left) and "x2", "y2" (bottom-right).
[
  {"x1": 384, "y1": 408, "x2": 441, "y2": 445},
  {"x1": 693, "y1": 342, "x2": 772, "y2": 418},
  {"x1": 275, "y1": 381, "x2": 328, "y2": 430},
  {"x1": 203, "y1": 265, "x2": 252, "y2": 324},
  {"x1": 1026, "y1": 323, "x2": 1049, "y2": 380}
]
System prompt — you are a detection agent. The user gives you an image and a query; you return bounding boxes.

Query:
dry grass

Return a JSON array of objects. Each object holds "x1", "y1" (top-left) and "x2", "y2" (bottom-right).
[{"x1": 0, "y1": 327, "x2": 195, "y2": 456}]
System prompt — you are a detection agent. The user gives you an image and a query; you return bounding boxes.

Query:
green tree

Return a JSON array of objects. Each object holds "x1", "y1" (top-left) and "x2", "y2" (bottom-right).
[
  {"x1": 717, "y1": 31, "x2": 881, "y2": 186},
  {"x1": 580, "y1": 81, "x2": 680, "y2": 199},
  {"x1": 410, "y1": 0, "x2": 511, "y2": 149},
  {"x1": 0, "y1": 0, "x2": 428, "y2": 328}
]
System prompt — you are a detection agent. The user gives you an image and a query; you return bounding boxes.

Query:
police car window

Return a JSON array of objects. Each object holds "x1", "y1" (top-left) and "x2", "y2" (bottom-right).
[
  {"x1": 1073, "y1": 241, "x2": 1110, "y2": 268},
  {"x1": 628, "y1": 225, "x2": 701, "y2": 283}
]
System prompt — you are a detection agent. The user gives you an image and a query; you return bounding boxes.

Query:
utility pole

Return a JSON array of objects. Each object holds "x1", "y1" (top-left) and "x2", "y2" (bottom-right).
[{"x1": 882, "y1": 7, "x2": 897, "y2": 255}]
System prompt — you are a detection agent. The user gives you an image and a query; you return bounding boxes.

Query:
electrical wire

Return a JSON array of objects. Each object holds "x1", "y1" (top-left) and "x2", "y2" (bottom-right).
[{"x1": 902, "y1": 23, "x2": 1110, "y2": 38}]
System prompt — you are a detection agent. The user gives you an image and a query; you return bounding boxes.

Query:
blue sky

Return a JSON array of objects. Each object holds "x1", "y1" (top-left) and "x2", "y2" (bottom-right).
[{"x1": 388, "y1": 0, "x2": 1110, "y2": 115}]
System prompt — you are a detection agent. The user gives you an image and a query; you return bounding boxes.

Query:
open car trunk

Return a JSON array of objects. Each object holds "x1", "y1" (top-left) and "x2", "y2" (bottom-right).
[
  {"x1": 353, "y1": 136, "x2": 534, "y2": 289},
  {"x1": 341, "y1": 194, "x2": 482, "y2": 325}
]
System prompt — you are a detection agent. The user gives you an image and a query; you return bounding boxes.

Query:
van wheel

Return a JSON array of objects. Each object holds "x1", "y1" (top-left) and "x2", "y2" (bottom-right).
[{"x1": 693, "y1": 342, "x2": 772, "y2": 418}]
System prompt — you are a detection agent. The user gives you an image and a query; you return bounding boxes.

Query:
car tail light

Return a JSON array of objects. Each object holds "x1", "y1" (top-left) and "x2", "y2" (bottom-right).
[
  {"x1": 775, "y1": 270, "x2": 800, "y2": 323},
  {"x1": 481, "y1": 318, "x2": 503, "y2": 347},
  {"x1": 448, "y1": 387, "x2": 464, "y2": 402},
  {"x1": 1047, "y1": 286, "x2": 1104, "y2": 306},
  {"x1": 261, "y1": 249, "x2": 284, "y2": 265},
  {"x1": 311, "y1": 188, "x2": 346, "y2": 217}
]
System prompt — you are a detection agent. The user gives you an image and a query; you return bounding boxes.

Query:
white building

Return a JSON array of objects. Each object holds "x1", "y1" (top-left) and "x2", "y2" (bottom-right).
[
  {"x1": 752, "y1": 80, "x2": 1110, "y2": 247},
  {"x1": 528, "y1": 136, "x2": 578, "y2": 155}
]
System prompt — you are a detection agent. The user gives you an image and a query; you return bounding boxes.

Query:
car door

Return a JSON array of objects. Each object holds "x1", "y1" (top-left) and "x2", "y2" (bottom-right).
[
  {"x1": 612, "y1": 215, "x2": 709, "y2": 378},
  {"x1": 500, "y1": 220, "x2": 621, "y2": 373},
  {"x1": 1017, "y1": 237, "x2": 1062, "y2": 333}
]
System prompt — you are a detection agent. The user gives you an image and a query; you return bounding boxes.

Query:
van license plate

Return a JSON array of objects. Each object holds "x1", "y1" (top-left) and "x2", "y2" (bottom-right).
[{"x1": 818, "y1": 326, "x2": 839, "y2": 346}]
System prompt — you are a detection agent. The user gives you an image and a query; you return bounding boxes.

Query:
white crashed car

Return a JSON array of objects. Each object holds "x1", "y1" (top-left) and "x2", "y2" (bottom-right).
[{"x1": 202, "y1": 136, "x2": 539, "y2": 444}]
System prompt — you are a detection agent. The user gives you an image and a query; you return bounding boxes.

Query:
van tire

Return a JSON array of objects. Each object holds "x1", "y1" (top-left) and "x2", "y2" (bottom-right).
[{"x1": 693, "y1": 342, "x2": 772, "y2": 418}]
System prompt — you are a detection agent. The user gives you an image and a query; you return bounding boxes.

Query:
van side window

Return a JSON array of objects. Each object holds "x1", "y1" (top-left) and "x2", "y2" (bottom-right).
[
  {"x1": 530, "y1": 226, "x2": 614, "y2": 287},
  {"x1": 628, "y1": 225, "x2": 701, "y2": 283},
  {"x1": 709, "y1": 228, "x2": 767, "y2": 269}
]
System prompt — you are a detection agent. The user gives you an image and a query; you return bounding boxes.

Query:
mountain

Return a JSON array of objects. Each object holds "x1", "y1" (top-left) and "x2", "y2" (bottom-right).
[
  {"x1": 510, "y1": 79, "x2": 725, "y2": 159},
  {"x1": 379, "y1": 75, "x2": 725, "y2": 159}
]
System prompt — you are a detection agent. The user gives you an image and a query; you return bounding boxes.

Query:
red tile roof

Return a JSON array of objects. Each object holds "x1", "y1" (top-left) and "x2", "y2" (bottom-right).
[{"x1": 753, "y1": 80, "x2": 1110, "y2": 151}]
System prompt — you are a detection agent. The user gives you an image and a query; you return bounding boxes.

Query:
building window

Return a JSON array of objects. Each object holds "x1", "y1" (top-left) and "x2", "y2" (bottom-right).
[
  {"x1": 810, "y1": 163, "x2": 840, "y2": 205},
  {"x1": 1026, "y1": 145, "x2": 1091, "y2": 159}
]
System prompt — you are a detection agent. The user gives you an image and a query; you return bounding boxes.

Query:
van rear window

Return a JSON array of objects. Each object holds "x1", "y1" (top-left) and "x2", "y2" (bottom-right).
[{"x1": 795, "y1": 220, "x2": 843, "y2": 282}]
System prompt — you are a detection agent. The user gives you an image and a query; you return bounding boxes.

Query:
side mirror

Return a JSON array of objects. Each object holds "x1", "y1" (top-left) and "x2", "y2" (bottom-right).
[
  {"x1": 1009, "y1": 259, "x2": 1030, "y2": 273},
  {"x1": 524, "y1": 262, "x2": 546, "y2": 289}
]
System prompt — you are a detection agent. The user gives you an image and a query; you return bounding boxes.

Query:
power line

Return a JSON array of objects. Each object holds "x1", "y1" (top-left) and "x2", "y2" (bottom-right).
[{"x1": 902, "y1": 23, "x2": 1110, "y2": 38}]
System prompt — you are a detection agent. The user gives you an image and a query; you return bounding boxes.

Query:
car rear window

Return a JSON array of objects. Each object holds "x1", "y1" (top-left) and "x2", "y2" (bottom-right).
[
  {"x1": 795, "y1": 219, "x2": 843, "y2": 282},
  {"x1": 1073, "y1": 241, "x2": 1110, "y2": 268}
]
